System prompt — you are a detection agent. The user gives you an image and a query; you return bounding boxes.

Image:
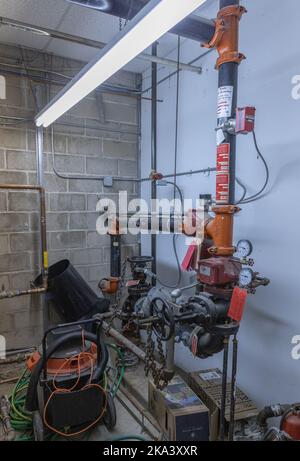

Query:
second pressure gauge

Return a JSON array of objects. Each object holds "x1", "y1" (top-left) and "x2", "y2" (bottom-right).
[
  {"x1": 239, "y1": 268, "x2": 254, "y2": 288},
  {"x1": 236, "y1": 240, "x2": 253, "y2": 259}
]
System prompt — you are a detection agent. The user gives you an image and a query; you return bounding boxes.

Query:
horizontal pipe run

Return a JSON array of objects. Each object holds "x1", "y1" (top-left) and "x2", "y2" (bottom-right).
[
  {"x1": 142, "y1": 49, "x2": 214, "y2": 94},
  {"x1": 0, "y1": 67, "x2": 140, "y2": 98},
  {"x1": 0, "y1": 353, "x2": 32, "y2": 365},
  {"x1": 103, "y1": 320, "x2": 168, "y2": 378},
  {"x1": 0, "y1": 287, "x2": 46, "y2": 300},
  {"x1": 52, "y1": 159, "x2": 216, "y2": 183},
  {"x1": 0, "y1": 377, "x2": 19, "y2": 385},
  {"x1": 0, "y1": 184, "x2": 44, "y2": 191},
  {"x1": 0, "y1": 17, "x2": 202, "y2": 73},
  {"x1": 0, "y1": 115, "x2": 141, "y2": 137},
  {"x1": 103, "y1": 321, "x2": 148, "y2": 363},
  {"x1": 139, "y1": 53, "x2": 202, "y2": 73}
]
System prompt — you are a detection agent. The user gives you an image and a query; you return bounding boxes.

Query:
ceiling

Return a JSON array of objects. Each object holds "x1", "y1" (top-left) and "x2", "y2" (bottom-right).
[{"x1": 0, "y1": 0, "x2": 217, "y2": 74}]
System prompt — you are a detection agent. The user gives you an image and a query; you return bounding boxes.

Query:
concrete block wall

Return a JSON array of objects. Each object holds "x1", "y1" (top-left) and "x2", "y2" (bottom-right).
[{"x1": 0, "y1": 44, "x2": 141, "y2": 349}]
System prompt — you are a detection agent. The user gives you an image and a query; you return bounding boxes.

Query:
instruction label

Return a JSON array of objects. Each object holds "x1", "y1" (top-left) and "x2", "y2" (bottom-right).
[
  {"x1": 199, "y1": 371, "x2": 221, "y2": 381},
  {"x1": 217, "y1": 86, "x2": 233, "y2": 119},
  {"x1": 216, "y1": 128, "x2": 225, "y2": 146},
  {"x1": 216, "y1": 143, "x2": 230, "y2": 203}
]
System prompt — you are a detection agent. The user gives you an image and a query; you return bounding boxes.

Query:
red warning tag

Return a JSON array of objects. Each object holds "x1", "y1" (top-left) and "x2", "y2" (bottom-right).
[
  {"x1": 228, "y1": 287, "x2": 248, "y2": 323},
  {"x1": 181, "y1": 243, "x2": 197, "y2": 271},
  {"x1": 216, "y1": 143, "x2": 230, "y2": 203}
]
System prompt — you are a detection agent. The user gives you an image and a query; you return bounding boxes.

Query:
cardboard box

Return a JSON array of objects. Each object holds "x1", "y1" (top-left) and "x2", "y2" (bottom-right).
[
  {"x1": 148, "y1": 376, "x2": 210, "y2": 441},
  {"x1": 188, "y1": 368, "x2": 259, "y2": 440}
]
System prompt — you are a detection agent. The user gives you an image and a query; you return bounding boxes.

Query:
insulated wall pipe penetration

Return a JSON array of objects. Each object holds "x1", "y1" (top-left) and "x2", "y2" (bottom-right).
[{"x1": 65, "y1": 0, "x2": 216, "y2": 44}]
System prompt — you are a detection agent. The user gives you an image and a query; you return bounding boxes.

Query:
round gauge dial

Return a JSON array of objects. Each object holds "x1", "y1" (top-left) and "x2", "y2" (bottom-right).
[
  {"x1": 239, "y1": 268, "x2": 254, "y2": 288},
  {"x1": 236, "y1": 240, "x2": 253, "y2": 259}
]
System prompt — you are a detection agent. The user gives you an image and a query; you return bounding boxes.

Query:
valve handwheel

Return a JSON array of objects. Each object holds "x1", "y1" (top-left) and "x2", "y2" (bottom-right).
[{"x1": 149, "y1": 297, "x2": 175, "y2": 342}]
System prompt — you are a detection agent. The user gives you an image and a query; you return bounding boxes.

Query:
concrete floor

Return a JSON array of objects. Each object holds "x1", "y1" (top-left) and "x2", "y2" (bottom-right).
[{"x1": 89, "y1": 399, "x2": 152, "y2": 442}]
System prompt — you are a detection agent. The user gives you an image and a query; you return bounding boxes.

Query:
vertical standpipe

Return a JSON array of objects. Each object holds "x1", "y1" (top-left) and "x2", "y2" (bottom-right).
[
  {"x1": 217, "y1": 63, "x2": 238, "y2": 204},
  {"x1": 151, "y1": 43, "x2": 158, "y2": 280},
  {"x1": 215, "y1": 0, "x2": 246, "y2": 205}
]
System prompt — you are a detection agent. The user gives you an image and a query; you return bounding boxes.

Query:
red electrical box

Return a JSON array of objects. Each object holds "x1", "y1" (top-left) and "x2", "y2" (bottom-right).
[
  {"x1": 235, "y1": 107, "x2": 256, "y2": 134},
  {"x1": 198, "y1": 257, "x2": 241, "y2": 286}
]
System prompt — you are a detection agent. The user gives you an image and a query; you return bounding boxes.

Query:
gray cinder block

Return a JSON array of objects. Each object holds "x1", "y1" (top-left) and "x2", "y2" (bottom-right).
[
  {"x1": 50, "y1": 193, "x2": 86, "y2": 211},
  {"x1": 50, "y1": 231, "x2": 87, "y2": 249}
]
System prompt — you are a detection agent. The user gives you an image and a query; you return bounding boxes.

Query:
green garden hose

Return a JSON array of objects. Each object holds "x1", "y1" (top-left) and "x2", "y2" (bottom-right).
[{"x1": 106, "y1": 343, "x2": 125, "y2": 398}]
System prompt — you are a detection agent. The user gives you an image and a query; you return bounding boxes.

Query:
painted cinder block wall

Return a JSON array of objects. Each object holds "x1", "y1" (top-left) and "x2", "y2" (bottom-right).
[
  {"x1": 141, "y1": 0, "x2": 300, "y2": 408},
  {"x1": 0, "y1": 44, "x2": 141, "y2": 349}
]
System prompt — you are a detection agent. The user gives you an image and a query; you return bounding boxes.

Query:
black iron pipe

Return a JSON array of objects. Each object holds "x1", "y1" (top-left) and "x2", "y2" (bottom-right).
[
  {"x1": 229, "y1": 334, "x2": 238, "y2": 441},
  {"x1": 219, "y1": 337, "x2": 229, "y2": 441},
  {"x1": 217, "y1": 0, "x2": 240, "y2": 205},
  {"x1": 110, "y1": 234, "x2": 121, "y2": 278},
  {"x1": 66, "y1": 0, "x2": 216, "y2": 44},
  {"x1": 151, "y1": 43, "x2": 157, "y2": 282},
  {"x1": 218, "y1": 63, "x2": 238, "y2": 204}
]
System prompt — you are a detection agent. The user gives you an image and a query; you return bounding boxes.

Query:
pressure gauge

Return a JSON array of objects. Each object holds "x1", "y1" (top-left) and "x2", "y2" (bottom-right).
[
  {"x1": 236, "y1": 240, "x2": 253, "y2": 259},
  {"x1": 239, "y1": 268, "x2": 254, "y2": 288}
]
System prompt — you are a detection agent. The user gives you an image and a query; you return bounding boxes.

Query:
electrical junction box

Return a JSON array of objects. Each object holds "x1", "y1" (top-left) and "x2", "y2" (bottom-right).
[
  {"x1": 148, "y1": 376, "x2": 210, "y2": 441},
  {"x1": 235, "y1": 106, "x2": 256, "y2": 134},
  {"x1": 188, "y1": 368, "x2": 259, "y2": 440},
  {"x1": 198, "y1": 257, "x2": 241, "y2": 286}
]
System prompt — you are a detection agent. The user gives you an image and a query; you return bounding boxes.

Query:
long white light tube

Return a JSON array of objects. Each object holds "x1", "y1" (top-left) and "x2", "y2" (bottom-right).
[{"x1": 35, "y1": 0, "x2": 207, "y2": 127}]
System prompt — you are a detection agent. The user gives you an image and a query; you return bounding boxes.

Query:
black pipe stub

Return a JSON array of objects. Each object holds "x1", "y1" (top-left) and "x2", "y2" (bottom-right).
[{"x1": 34, "y1": 259, "x2": 109, "y2": 323}]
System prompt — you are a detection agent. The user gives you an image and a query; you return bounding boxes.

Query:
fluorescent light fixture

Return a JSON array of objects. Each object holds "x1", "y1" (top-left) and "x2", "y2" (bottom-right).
[
  {"x1": 35, "y1": 0, "x2": 207, "y2": 127},
  {"x1": 66, "y1": 0, "x2": 111, "y2": 11},
  {"x1": 0, "y1": 18, "x2": 50, "y2": 36}
]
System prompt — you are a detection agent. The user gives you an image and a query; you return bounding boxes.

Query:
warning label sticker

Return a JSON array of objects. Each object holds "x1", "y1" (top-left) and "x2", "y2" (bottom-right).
[
  {"x1": 217, "y1": 86, "x2": 233, "y2": 119},
  {"x1": 216, "y1": 143, "x2": 230, "y2": 203}
]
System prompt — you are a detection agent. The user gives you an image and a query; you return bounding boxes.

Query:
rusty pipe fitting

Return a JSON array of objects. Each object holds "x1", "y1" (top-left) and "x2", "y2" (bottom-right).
[
  {"x1": 99, "y1": 277, "x2": 120, "y2": 295},
  {"x1": 203, "y1": 5, "x2": 247, "y2": 69},
  {"x1": 205, "y1": 205, "x2": 240, "y2": 256}
]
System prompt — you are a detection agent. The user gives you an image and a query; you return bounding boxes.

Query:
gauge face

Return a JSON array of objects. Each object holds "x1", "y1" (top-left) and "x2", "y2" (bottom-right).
[
  {"x1": 239, "y1": 268, "x2": 254, "y2": 288},
  {"x1": 236, "y1": 240, "x2": 253, "y2": 258}
]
